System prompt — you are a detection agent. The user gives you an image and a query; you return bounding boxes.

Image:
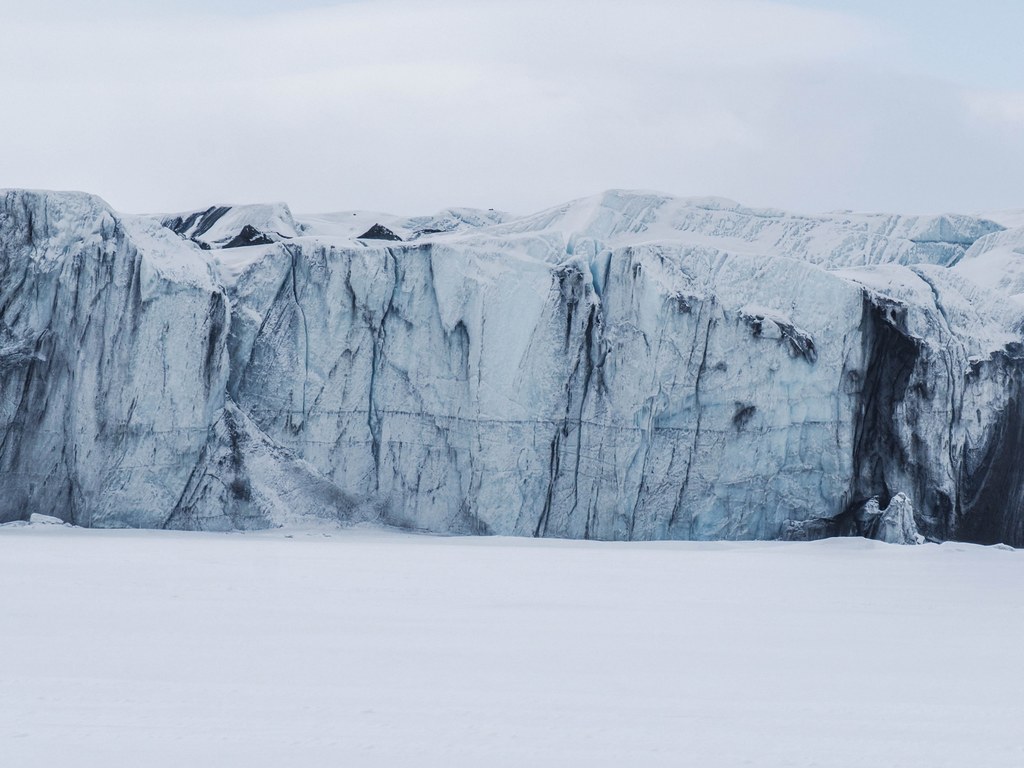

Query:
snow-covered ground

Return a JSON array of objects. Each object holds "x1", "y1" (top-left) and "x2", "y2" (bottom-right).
[{"x1": 2, "y1": 524, "x2": 1022, "y2": 767}]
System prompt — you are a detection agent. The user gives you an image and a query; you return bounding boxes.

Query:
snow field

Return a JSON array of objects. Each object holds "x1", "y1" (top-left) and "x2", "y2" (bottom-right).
[{"x1": 2, "y1": 525, "x2": 1022, "y2": 767}]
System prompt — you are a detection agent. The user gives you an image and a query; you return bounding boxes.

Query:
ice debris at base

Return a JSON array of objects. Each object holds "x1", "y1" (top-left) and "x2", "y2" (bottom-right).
[
  {"x1": 28, "y1": 513, "x2": 67, "y2": 525},
  {"x1": 3, "y1": 187, "x2": 1024, "y2": 545},
  {"x1": 864, "y1": 493, "x2": 925, "y2": 546},
  {"x1": 784, "y1": 492, "x2": 924, "y2": 545}
]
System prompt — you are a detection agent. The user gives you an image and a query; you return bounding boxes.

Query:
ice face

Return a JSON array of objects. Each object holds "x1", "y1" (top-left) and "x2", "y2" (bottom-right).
[
  {"x1": 0, "y1": 190, "x2": 228, "y2": 527},
  {"x1": 2, "y1": 188, "x2": 1023, "y2": 544}
]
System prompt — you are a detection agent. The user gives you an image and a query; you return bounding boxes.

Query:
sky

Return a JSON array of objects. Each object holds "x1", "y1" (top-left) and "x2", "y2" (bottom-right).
[{"x1": 1, "y1": 0, "x2": 1022, "y2": 216}]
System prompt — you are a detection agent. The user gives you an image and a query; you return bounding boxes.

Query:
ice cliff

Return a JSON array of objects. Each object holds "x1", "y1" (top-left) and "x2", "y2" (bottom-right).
[{"x1": 3, "y1": 188, "x2": 1024, "y2": 545}]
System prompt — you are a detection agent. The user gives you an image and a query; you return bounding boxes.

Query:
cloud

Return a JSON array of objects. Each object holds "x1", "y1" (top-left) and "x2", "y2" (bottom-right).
[
  {"x1": 966, "y1": 89, "x2": 1024, "y2": 128},
  {"x1": 0, "y1": 0, "x2": 1021, "y2": 215}
]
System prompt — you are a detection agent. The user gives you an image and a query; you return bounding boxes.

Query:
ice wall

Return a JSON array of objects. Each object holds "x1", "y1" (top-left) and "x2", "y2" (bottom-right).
[{"x1": 3, "y1": 188, "x2": 1023, "y2": 544}]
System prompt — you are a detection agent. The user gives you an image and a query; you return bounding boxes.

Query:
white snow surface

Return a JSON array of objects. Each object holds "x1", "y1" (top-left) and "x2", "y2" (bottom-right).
[
  {"x1": 978, "y1": 209, "x2": 1024, "y2": 230},
  {"x1": 955, "y1": 225, "x2": 1024, "y2": 304},
  {"x1": 1, "y1": 524, "x2": 1022, "y2": 768},
  {"x1": 298, "y1": 206, "x2": 512, "y2": 241}
]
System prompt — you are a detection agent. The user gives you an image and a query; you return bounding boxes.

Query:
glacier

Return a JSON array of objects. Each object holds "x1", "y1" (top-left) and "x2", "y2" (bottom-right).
[{"x1": 2, "y1": 187, "x2": 1024, "y2": 545}]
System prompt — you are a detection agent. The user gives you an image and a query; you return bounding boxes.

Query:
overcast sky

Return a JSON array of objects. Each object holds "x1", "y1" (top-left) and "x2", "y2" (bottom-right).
[{"x1": 2, "y1": 0, "x2": 1023, "y2": 215}]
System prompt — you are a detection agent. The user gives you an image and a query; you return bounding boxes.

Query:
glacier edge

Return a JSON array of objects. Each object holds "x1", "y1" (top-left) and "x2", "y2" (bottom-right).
[{"x1": 2, "y1": 188, "x2": 1023, "y2": 545}]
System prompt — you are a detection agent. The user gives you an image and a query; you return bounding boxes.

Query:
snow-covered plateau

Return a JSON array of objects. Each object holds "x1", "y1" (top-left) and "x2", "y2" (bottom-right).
[
  {"x1": 3, "y1": 188, "x2": 1024, "y2": 545},
  {"x1": 1, "y1": 524, "x2": 1022, "y2": 767}
]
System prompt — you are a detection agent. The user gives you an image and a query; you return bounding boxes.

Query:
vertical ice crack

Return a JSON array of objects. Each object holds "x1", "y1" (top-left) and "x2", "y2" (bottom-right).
[
  {"x1": 288, "y1": 246, "x2": 310, "y2": 424},
  {"x1": 668, "y1": 302, "x2": 714, "y2": 534},
  {"x1": 909, "y1": 267, "x2": 965, "y2": 480},
  {"x1": 568, "y1": 303, "x2": 597, "y2": 534},
  {"x1": 534, "y1": 436, "x2": 560, "y2": 537},
  {"x1": 368, "y1": 249, "x2": 400, "y2": 492},
  {"x1": 536, "y1": 296, "x2": 599, "y2": 537}
]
